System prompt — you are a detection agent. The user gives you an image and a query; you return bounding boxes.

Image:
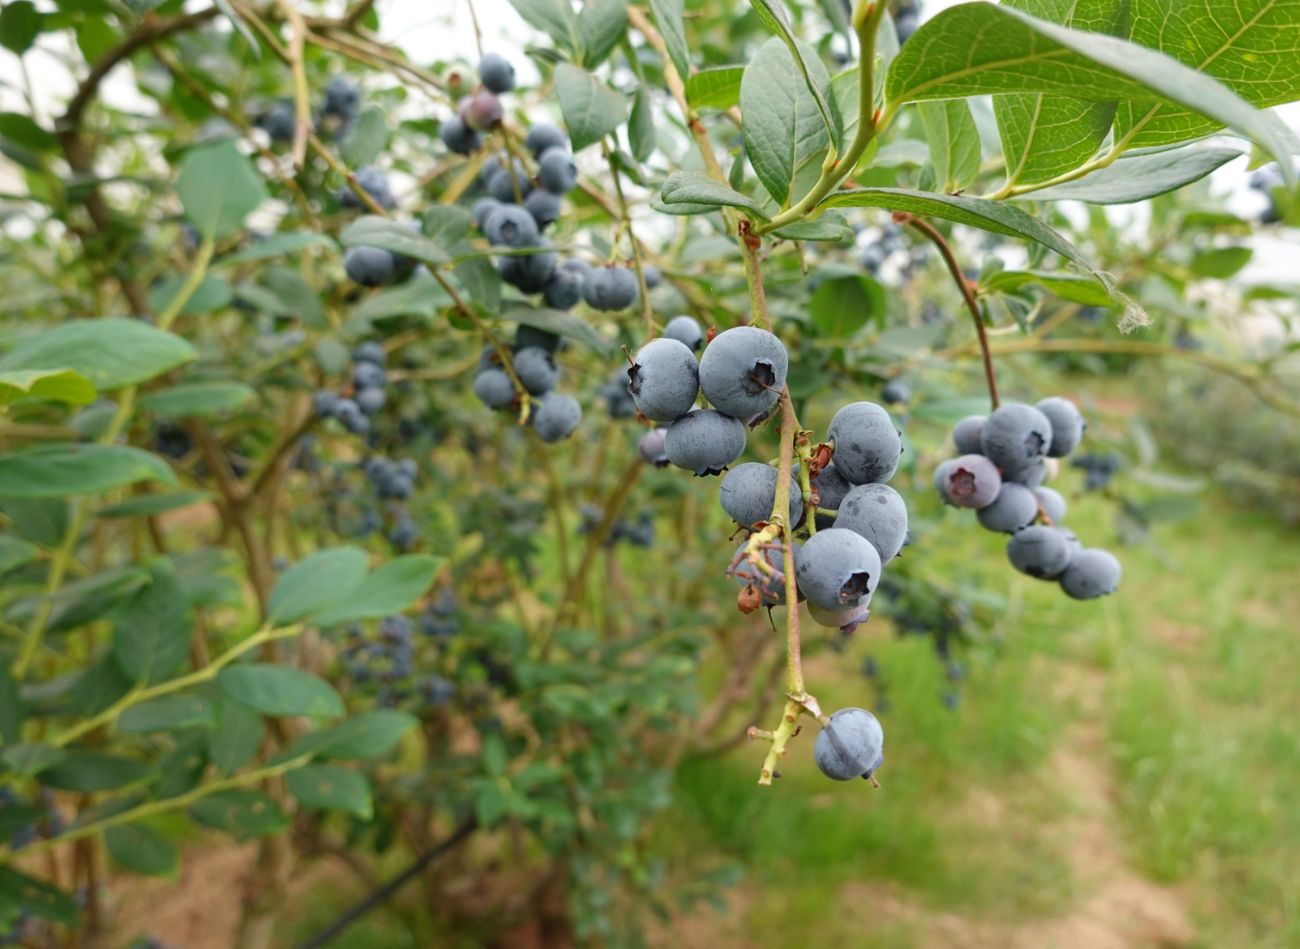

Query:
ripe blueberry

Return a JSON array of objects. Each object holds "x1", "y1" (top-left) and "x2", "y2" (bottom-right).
[
  {"x1": 627, "y1": 338, "x2": 699, "y2": 422},
  {"x1": 542, "y1": 265, "x2": 585, "y2": 309},
  {"x1": 524, "y1": 188, "x2": 562, "y2": 230},
  {"x1": 975, "y1": 482, "x2": 1039, "y2": 533},
  {"x1": 473, "y1": 368, "x2": 516, "y2": 409},
  {"x1": 795, "y1": 527, "x2": 881, "y2": 611},
  {"x1": 940, "y1": 454, "x2": 1001, "y2": 509},
  {"x1": 344, "y1": 246, "x2": 396, "y2": 287},
  {"x1": 484, "y1": 205, "x2": 539, "y2": 248},
  {"x1": 834, "y1": 483, "x2": 908, "y2": 564},
  {"x1": 719, "y1": 462, "x2": 804, "y2": 530},
  {"x1": 356, "y1": 386, "x2": 386, "y2": 415},
  {"x1": 531, "y1": 392, "x2": 582, "y2": 442},
  {"x1": 1059, "y1": 548, "x2": 1121, "y2": 599},
  {"x1": 827, "y1": 402, "x2": 902, "y2": 485},
  {"x1": 952, "y1": 415, "x2": 985, "y2": 455},
  {"x1": 663, "y1": 315, "x2": 704, "y2": 351},
  {"x1": 881, "y1": 379, "x2": 910, "y2": 405},
  {"x1": 980, "y1": 403, "x2": 1053, "y2": 476},
  {"x1": 1035, "y1": 396, "x2": 1085, "y2": 458},
  {"x1": 514, "y1": 325, "x2": 562, "y2": 353},
  {"x1": 664, "y1": 409, "x2": 746, "y2": 476},
  {"x1": 353, "y1": 362, "x2": 386, "y2": 390},
  {"x1": 583, "y1": 266, "x2": 640, "y2": 311},
  {"x1": 478, "y1": 53, "x2": 516, "y2": 94},
  {"x1": 807, "y1": 599, "x2": 871, "y2": 635},
  {"x1": 525, "y1": 122, "x2": 568, "y2": 157},
  {"x1": 439, "y1": 114, "x2": 481, "y2": 155},
  {"x1": 697, "y1": 326, "x2": 788, "y2": 421},
  {"x1": 513, "y1": 346, "x2": 559, "y2": 395},
  {"x1": 537, "y1": 147, "x2": 578, "y2": 194},
  {"x1": 1007, "y1": 525, "x2": 1072, "y2": 579},
  {"x1": 814, "y1": 708, "x2": 884, "y2": 781},
  {"x1": 352, "y1": 342, "x2": 385, "y2": 366},
  {"x1": 637, "y1": 427, "x2": 670, "y2": 466},
  {"x1": 1033, "y1": 486, "x2": 1067, "y2": 523},
  {"x1": 812, "y1": 461, "x2": 853, "y2": 529},
  {"x1": 498, "y1": 247, "x2": 556, "y2": 293}
]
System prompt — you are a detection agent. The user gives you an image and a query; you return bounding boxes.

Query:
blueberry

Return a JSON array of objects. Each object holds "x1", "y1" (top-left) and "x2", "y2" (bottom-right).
[
  {"x1": 952, "y1": 415, "x2": 985, "y2": 454},
  {"x1": 795, "y1": 528, "x2": 881, "y2": 611},
  {"x1": 474, "y1": 368, "x2": 516, "y2": 409},
  {"x1": 561, "y1": 258, "x2": 593, "y2": 280},
  {"x1": 980, "y1": 403, "x2": 1053, "y2": 476},
  {"x1": 637, "y1": 427, "x2": 669, "y2": 466},
  {"x1": 600, "y1": 372, "x2": 637, "y2": 418},
  {"x1": 1035, "y1": 396, "x2": 1085, "y2": 458},
  {"x1": 473, "y1": 197, "x2": 503, "y2": 230},
  {"x1": 808, "y1": 599, "x2": 871, "y2": 634},
  {"x1": 484, "y1": 205, "x2": 539, "y2": 248},
  {"x1": 627, "y1": 338, "x2": 699, "y2": 422},
  {"x1": 814, "y1": 708, "x2": 884, "y2": 781},
  {"x1": 975, "y1": 482, "x2": 1039, "y2": 533},
  {"x1": 323, "y1": 75, "x2": 360, "y2": 118},
  {"x1": 812, "y1": 461, "x2": 853, "y2": 529},
  {"x1": 664, "y1": 409, "x2": 746, "y2": 476},
  {"x1": 256, "y1": 99, "x2": 296, "y2": 143},
  {"x1": 460, "y1": 89, "x2": 503, "y2": 131},
  {"x1": 662, "y1": 315, "x2": 703, "y2": 351},
  {"x1": 881, "y1": 379, "x2": 910, "y2": 405},
  {"x1": 344, "y1": 246, "x2": 397, "y2": 286},
  {"x1": 352, "y1": 342, "x2": 386, "y2": 366},
  {"x1": 513, "y1": 346, "x2": 559, "y2": 395},
  {"x1": 827, "y1": 402, "x2": 901, "y2": 485},
  {"x1": 642, "y1": 265, "x2": 662, "y2": 288},
  {"x1": 514, "y1": 325, "x2": 562, "y2": 353},
  {"x1": 939, "y1": 454, "x2": 1001, "y2": 509},
  {"x1": 397, "y1": 458, "x2": 417, "y2": 479},
  {"x1": 498, "y1": 247, "x2": 556, "y2": 293},
  {"x1": 314, "y1": 390, "x2": 340, "y2": 417},
  {"x1": 340, "y1": 166, "x2": 396, "y2": 210},
  {"x1": 353, "y1": 362, "x2": 386, "y2": 390},
  {"x1": 478, "y1": 53, "x2": 516, "y2": 93},
  {"x1": 1033, "y1": 486, "x2": 1067, "y2": 523},
  {"x1": 1007, "y1": 525, "x2": 1072, "y2": 579},
  {"x1": 531, "y1": 392, "x2": 582, "y2": 442},
  {"x1": 488, "y1": 165, "x2": 532, "y2": 203},
  {"x1": 719, "y1": 462, "x2": 804, "y2": 530},
  {"x1": 542, "y1": 265, "x2": 585, "y2": 309},
  {"x1": 730, "y1": 541, "x2": 787, "y2": 606},
  {"x1": 356, "y1": 386, "x2": 387, "y2": 415},
  {"x1": 537, "y1": 146, "x2": 578, "y2": 194},
  {"x1": 524, "y1": 189, "x2": 562, "y2": 229},
  {"x1": 1005, "y1": 460, "x2": 1046, "y2": 488},
  {"x1": 525, "y1": 122, "x2": 568, "y2": 157},
  {"x1": 833, "y1": 483, "x2": 908, "y2": 563},
  {"x1": 419, "y1": 674, "x2": 456, "y2": 707},
  {"x1": 334, "y1": 398, "x2": 370, "y2": 435},
  {"x1": 698, "y1": 326, "x2": 788, "y2": 421},
  {"x1": 1059, "y1": 548, "x2": 1121, "y2": 599},
  {"x1": 583, "y1": 266, "x2": 640, "y2": 311}
]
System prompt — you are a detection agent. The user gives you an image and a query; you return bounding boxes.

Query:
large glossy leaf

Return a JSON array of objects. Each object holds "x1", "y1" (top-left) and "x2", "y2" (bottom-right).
[
  {"x1": 994, "y1": 0, "x2": 1126, "y2": 189},
  {"x1": 191, "y1": 790, "x2": 289, "y2": 839},
  {"x1": 885, "y1": 2, "x2": 1293, "y2": 172},
  {"x1": 686, "y1": 66, "x2": 745, "y2": 111},
  {"x1": 208, "y1": 699, "x2": 262, "y2": 776},
  {"x1": 118, "y1": 694, "x2": 214, "y2": 733},
  {"x1": 741, "y1": 38, "x2": 836, "y2": 207},
  {"x1": 1114, "y1": 0, "x2": 1300, "y2": 150},
  {"x1": 40, "y1": 751, "x2": 151, "y2": 791},
  {"x1": 577, "y1": 0, "x2": 626, "y2": 68},
  {"x1": 1022, "y1": 146, "x2": 1243, "y2": 203},
  {"x1": 0, "y1": 444, "x2": 176, "y2": 499},
  {"x1": 648, "y1": 0, "x2": 689, "y2": 80},
  {"x1": 216, "y1": 664, "x2": 345, "y2": 718},
  {"x1": 553, "y1": 64, "x2": 628, "y2": 152},
  {"x1": 0, "y1": 319, "x2": 195, "y2": 390},
  {"x1": 658, "y1": 171, "x2": 769, "y2": 218},
  {"x1": 177, "y1": 140, "x2": 267, "y2": 240},
  {"x1": 310, "y1": 554, "x2": 442, "y2": 627},
  {"x1": 747, "y1": 0, "x2": 840, "y2": 150},
  {"x1": 112, "y1": 561, "x2": 192, "y2": 684},
  {"x1": 267, "y1": 547, "x2": 369, "y2": 624},
  {"x1": 918, "y1": 100, "x2": 981, "y2": 192}
]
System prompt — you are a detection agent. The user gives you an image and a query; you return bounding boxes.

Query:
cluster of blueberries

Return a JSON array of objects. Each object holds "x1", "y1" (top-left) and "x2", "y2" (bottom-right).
[
  {"x1": 578, "y1": 505, "x2": 655, "y2": 549},
  {"x1": 473, "y1": 326, "x2": 582, "y2": 443},
  {"x1": 314, "y1": 341, "x2": 390, "y2": 436},
  {"x1": 256, "y1": 74, "x2": 360, "y2": 144},
  {"x1": 338, "y1": 596, "x2": 459, "y2": 710},
  {"x1": 1071, "y1": 451, "x2": 1123, "y2": 492},
  {"x1": 934, "y1": 398, "x2": 1122, "y2": 599}
]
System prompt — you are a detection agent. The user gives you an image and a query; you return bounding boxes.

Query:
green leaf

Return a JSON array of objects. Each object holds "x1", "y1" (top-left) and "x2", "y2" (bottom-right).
[
  {"x1": 0, "y1": 368, "x2": 95, "y2": 407},
  {"x1": 40, "y1": 752, "x2": 151, "y2": 792},
  {"x1": 0, "y1": 444, "x2": 176, "y2": 499},
  {"x1": 112, "y1": 561, "x2": 192, "y2": 684},
  {"x1": 0, "y1": 742, "x2": 64, "y2": 776},
  {"x1": 279, "y1": 709, "x2": 418, "y2": 761},
  {"x1": 0, "y1": 535, "x2": 37, "y2": 576},
  {"x1": 917, "y1": 99, "x2": 982, "y2": 193},
  {"x1": 105, "y1": 823, "x2": 177, "y2": 877},
  {"x1": 423, "y1": 206, "x2": 475, "y2": 247},
  {"x1": 118, "y1": 694, "x2": 213, "y2": 733},
  {"x1": 221, "y1": 232, "x2": 337, "y2": 266},
  {"x1": 138, "y1": 381, "x2": 256, "y2": 418},
  {"x1": 577, "y1": 0, "x2": 626, "y2": 68},
  {"x1": 267, "y1": 547, "x2": 369, "y2": 624},
  {"x1": 0, "y1": 318, "x2": 195, "y2": 390},
  {"x1": 658, "y1": 171, "x2": 768, "y2": 218},
  {"x1": 454, "y1": 256, "x2": 500, "y2": 312},
  {"x1": 747, "y1": 0, "x2": 840, "y2": 151},
  {"x1": 1021, "y1": 146, "x2": 1243, "y2": 204},
  {"x1": 177, "y1": 140, "x2": 268, "y2": 240},
  {"x1": 217, "y1": 665, "x2": 345, "y2": 718},
  {"x1": 809, "y1": 274, "x2": 886, "y2": 336},
  {"x1": 339, "y1": 216, "x2": 449, "y2": 267},
  {"x1": 208, "y1": 699, "x2": 263, "y2": 776},
  {"x1": 260, "y1": 267, "x2": 328, "y2": 329},
  {"x1": 146, "y1": 273, "x2": 231, "y2": 316},
  {"x1": 287, "y1": 764, "x2": 373, "y2": 818},
  {"x1": 0, "y1": 2, "x2": 42, "y2": 54},
  {"x1": 311, "y1": 554, "x2": 442, "y2": 627},
  {"x1": 340, "y1": 105, "x2": 389, "y2": 168},
  {"x1": 554, "y1": 64, "x2": 629, "y2": 152},
  {"x1": 885, "y1": 2, "x2": 1294, "y2": 176},
  {"x1": 6, "y1": 565, "x2": 149, "y2": 634},
  {"x1": 687, "y1": 66, "x2": 744, "y2": 114},
  {"x1": 191, "y1": 790, "x2": 288, "y2": 839},
  {"x1": 0, "y1": 665, "x2": 20, "y2": 745},
  {"x1": 994, "y1": 0, "x2": 1125, "y2": 189},
  {"x1": 771, "y1": 212, "x2": 854, "y2": 242},
  {"x1": 983, "y1": 269, "x2": 1114, "y2": 305},
  {"x1": 502, "y1": 303, "x2": 613, "y2": 354},
  {"x1": 352, "y1": 272, "x2": 451, "y2": 324},
  {"x1": 648, "y1": 0, "x2": 689, "y2": 80},
  {"x1": 0, "y1": 497, "x2": 67, "y2": 547},
  {"x1": 506, "y1": 0, "x2": 579, "y2": 52},
  {"x1": 1190, "y1": 246, "x2": 1253, "y2": 279},
  {"x1": 1115, "y1": 0, "x2": 1300, "y2": 151},
  {"x1": 741, "y1": 37, "x2": 836, "y2": 207},
  {"x1": 0, "y1": 868, "x2": 77, "y2": 926},
  {"x1": 97, "y1": 490, "x2": 212, "y2": 518},
  {"x1": 629, "y1": 86, "x2": 656, "y2": 163}
]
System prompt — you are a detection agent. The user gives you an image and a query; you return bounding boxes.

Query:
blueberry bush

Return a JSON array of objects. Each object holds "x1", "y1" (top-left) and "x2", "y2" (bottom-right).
[{"x1": 0, "y1": 0, "x2": 1297, "y2": 944}]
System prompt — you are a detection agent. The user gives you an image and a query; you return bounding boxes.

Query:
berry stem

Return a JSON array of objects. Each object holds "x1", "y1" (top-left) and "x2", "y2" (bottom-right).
[
  {"x1": 900, "y1": 214, "x2": 1001, "y2": 410},
  {"x1": 739, "y1": 221, "x2": 770, "y2": 330},
  {"x1": 276, "y1": 0, "x2": 311, "y2": 168}
]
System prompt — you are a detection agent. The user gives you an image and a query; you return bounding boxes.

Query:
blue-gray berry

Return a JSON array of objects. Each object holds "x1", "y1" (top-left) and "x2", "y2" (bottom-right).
[
  {"x1": 513, "y1": 346, "x2": 558, "y2": 395},
  {"x1": 812, "y1": 461, "x2": 853, "y2": 529},
  {"x1": 627, "y1": 338, "x2": 699, "y2": 422},
  {"x1": 834, "y1": 483, "x2": 908, "y2": 564},
  {"x1": 498, "y1": 247, "x2": 556, "y2": 293},
  {"x1": 828, "y1": 402, "x2": 901, "y2": 485},
  {"x1": 525, "y1": 122, "x2": 567, "y2": 157},
  {"x1": 664, "y1": 409, "x2": 746, "y2": 476},
  {"x1": 1035, "y1": 396, "x2": 1084, "y2": 458},
  {"x1": 356, "y1": 386, "x2": 386, "y2": 415},
  {"x1": 1059, "y1": 548, "x2": 1120, "y2": 599},
  {"x1": 980, "y1": 402, "x2": 1053, "y2": 476},
  {"x1": 719, "y1": 462, "x2": 804, "y2": 530},
  {"x1": 814, "y1": 707, "x2": 884, "y2": 781},
  {"x1": 474, "y1": 368, "x2": 516, "y2": 409},
  {"x1": 537, "y1": 146, "x2": 577, "y2": 194},
  {"x1": 524, "y1": 189, "x2": 562, "y2": 230},
  {"x1": 484, "y1": 205, "x2": 539, "y2": 248},
  {"x1": 583, "y1": 267, "x2": 639, "y2": 311},
  {"x1": 952, "y1": 415, "x2": 985, "y2": 454},
  {"x1": 531, "y1": 392, "x2": 581, "y2": 442},
  {"x1": 663, "y1": 315, "x2": 703, "y2": 351},
  {"x1": 478, "y1": 53, "x2": 516, "y2": 93},
  {"x1": 542, "y1": 265, "x2": 585, "y2": 309},
  {"x1": 637, "y1": 427, "x2": 669, "y2": 466},
  {"x1": 1033, "y1": 486, "x2": 1067, "y2": 523},
  {"x1": 698, "y1": 326, "x2": 788, "y2": 421},
  {"x1": 344, "y1": 246, "x2": 396, "y2": 286},
  {"x1": 795, "y1": 527, "x2": 881, "y2": 611},
  {"x1": 940, "y1": 454, "x2": 1001, "y2": 509},
  {"x1": 440, "y1": 114, "x2": 481, "y2": 155},
  {"x1": 1007, "y1": 525, "x2": 1072, "y2": 579},
  {"x1": 976, "y1": 482, "x2": 1039, "y2": 533}
]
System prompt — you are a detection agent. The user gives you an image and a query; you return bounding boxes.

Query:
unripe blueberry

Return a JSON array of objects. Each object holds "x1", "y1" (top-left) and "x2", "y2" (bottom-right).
[
  {"x1": 795, "y1": 527, "x2": 881, "y2": 611},
  {"x1": 525, "y1": 122, "x2": 568, "y2": 157},
  {"x1": 637, "y1": 427, "x2": 669, "y2": 466},
  {"x1": 663, "y1": 315, "x2": 703, "y2": 351},
  {"x1": 1033, "y1": 486, "x2": 1067, "y2": 523},
  {"x1": 524, "y1": 189, "x2": 562, "y2": 230},
  {"x1": 537, "y1": 147, "x2": 578, "y2": 194},
  {"x1": 1059, "y1": 548, "x2": 1121, "y2": 599},
  {"x1": 344, "y1": 246, "x2": 396, "y2": 287},
  {"x1": 627, "y1": 338, "x2": 699, "y2": 422},
  {"x1": 478, "y1": 53, "x2": 516, "y2": 93},
  {"x1": 719, "y1": 462, "x2": 804, "y2": 530},
  {"x1": 474, "y1": 368, "x2": 516, "y2": 409},
  {"x1": 827, "y1": 402, "x2": 902, "y2": 485},
  {"x1": 980, "y1": 402, "x2": 1053, "y2": 476},
  {"x1": 1007, "y1": 525, "x2": 1072, "y2": 579},
  {"x1": 814, "y1": 707, "x2": 884, "y2": 781},
  {"x1": 583, "y1": 266, "x2": 640, "y2": 311},
  {"x1": 812, "y1": 461, "x2": 853, "y2": 529},
  {"x1": 976, "y1": 482, "x2": 1039, "y2": 533},
  {"x1": 834, "y1": 483, "x2": 908, "y2": 563},
  {"x1": 952, "y1": 415, "x2": 985, "y2": 455},
  {"x1": 460, "y1": 89, "x2": 504, "y2": 131},
  {"x1": 542, "y1": 265, "x2": 585, "y2": 309},
  {"x1": 730, "y1": 541, "x2": 787, "y2": 606},
  {"x1": 531, "y1": 392, "x2": 582, "y2": 442},
  {"x1": 664, "y1": 409, "x2": 746, "y2": 476},
  {"x1": 484, "y1": 205, "x2": 539, "y2": 248},
  {"x1": 941, "y1": 454, "x2": 1002, "y2": 509},
  {"x1": 513, "y1": 346, "x2": 559, "y2": 395},
  {"x1": 698, "y1": 326, "x2": 788, "y2": 421},
  {"x1": 1035, "y1": 396, "x2": 1085, "y2": 457}
]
